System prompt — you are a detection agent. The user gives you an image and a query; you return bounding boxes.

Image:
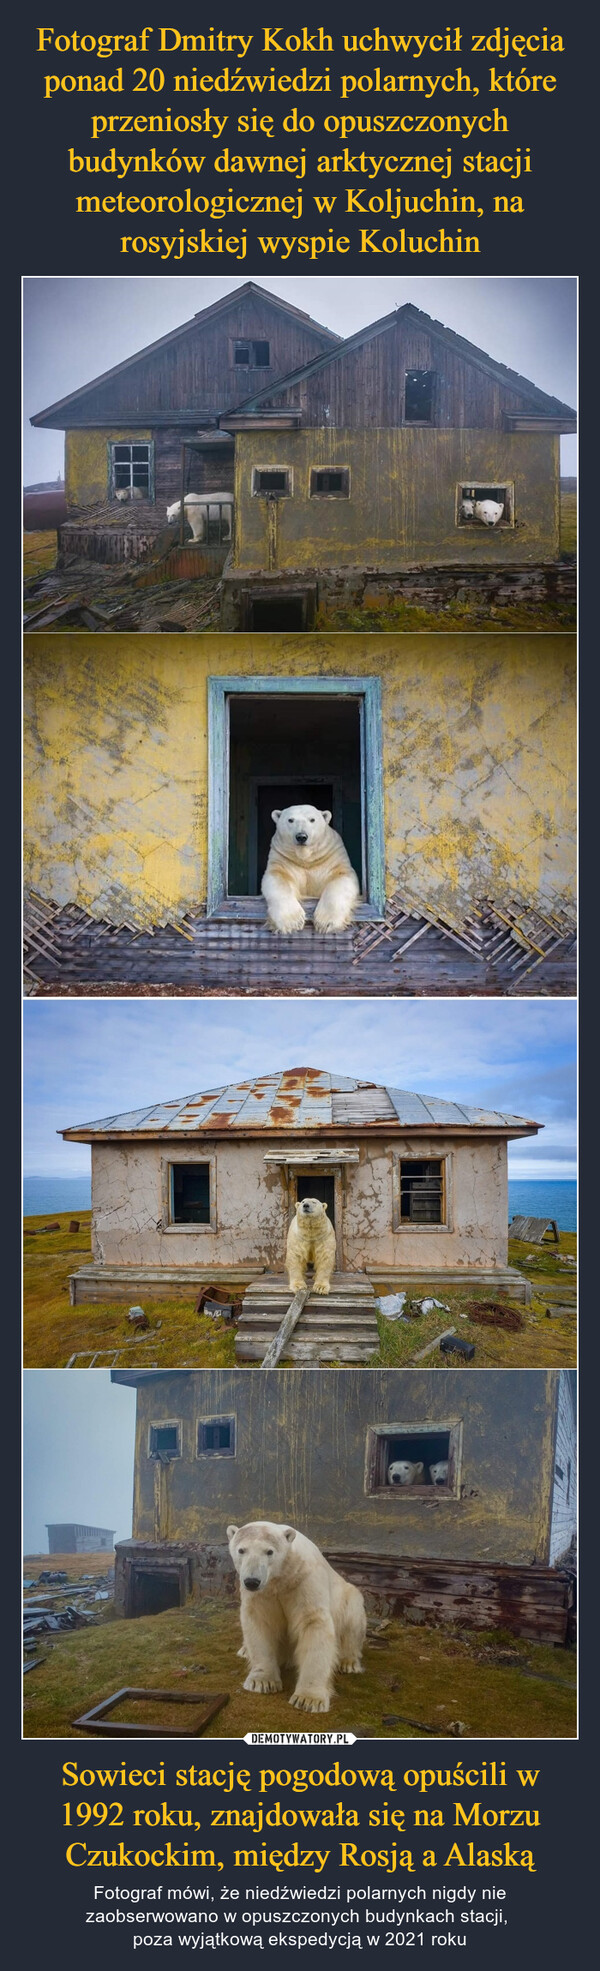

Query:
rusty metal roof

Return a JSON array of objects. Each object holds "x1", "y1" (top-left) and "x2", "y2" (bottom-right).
[{"x1": 61, "y1": 1069, "x2": 539, "y2": 1139}]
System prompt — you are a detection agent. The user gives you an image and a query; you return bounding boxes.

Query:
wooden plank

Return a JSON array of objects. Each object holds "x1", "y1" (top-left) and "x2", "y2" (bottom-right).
[{"x1": 259, "y1": 1288, "x2": 308, "y2": 1369}]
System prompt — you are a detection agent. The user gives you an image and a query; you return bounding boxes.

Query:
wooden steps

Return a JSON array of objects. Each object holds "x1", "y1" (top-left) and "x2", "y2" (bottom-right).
[{"x1": 236, "y1": 1273, "x2": 380, "y2": 1364}]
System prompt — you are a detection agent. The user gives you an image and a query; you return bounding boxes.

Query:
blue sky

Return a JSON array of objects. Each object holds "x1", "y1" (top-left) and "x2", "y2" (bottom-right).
[
  {"x1": 24, "y1": 273, "x2": 577, "y2": 482},
  {"x1": 24, "y1": 998, "x2": 576, "y2": 1181}
]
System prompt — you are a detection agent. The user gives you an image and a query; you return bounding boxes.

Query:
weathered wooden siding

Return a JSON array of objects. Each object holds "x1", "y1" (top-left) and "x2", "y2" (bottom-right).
[
  {"x1": 261, "y1": 315, "x2": 549, "y2": 429},
  {"x1": 23, "y1": 632, "x2": 576, "y2": 938},
  {"x1": 232, "y1": 429, "x2": 559, "y2": 570},
  {"x1": 56, "y1": 293, "x2": 336, "y2": 428},
  {"x1": 129, "y1": 1369, "x2": 557, "y2": 1566},
  {"x1": 65, "y1": 426, "x2": 235, "y2": 512}
]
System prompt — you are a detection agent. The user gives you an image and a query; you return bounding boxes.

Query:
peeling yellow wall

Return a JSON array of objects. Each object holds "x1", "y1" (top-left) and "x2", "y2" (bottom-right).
[
  {"x1": 232, "y1": 430, "x2": 559, "y2": 570},
  {"x1": 65, "y1": 429, "x2": 151, "y2": 507},
  {"x1": 23, "y1": 632, "x2": 575, "y2": 929}
]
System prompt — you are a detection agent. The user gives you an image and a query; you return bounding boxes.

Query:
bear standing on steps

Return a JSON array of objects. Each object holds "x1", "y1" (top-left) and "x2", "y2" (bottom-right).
[
  {"x1": 286, "y1": 1197, "x2": 336, "y2": 1296},
  {"x1": 262, "y1": 805, "x2": 360, "y2": 934},
  {"x1": 227, "y1": 1520, "x2": 367, "y2": 1714}
]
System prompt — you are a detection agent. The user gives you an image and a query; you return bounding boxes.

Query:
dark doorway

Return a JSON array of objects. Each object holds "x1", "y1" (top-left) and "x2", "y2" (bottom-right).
[
  {"x1": 249, "y1": 597, "x2": 307, "y2": 630},
  {"x1": 296, "y1": 1173, "x2": 336, "y2": 1219},
  {"x1": 132, "y1": 1570, "x2": 183, "y2": 1617},
  {"x1": 228, "y1": 695, "x2": 363, "y2": 896}
]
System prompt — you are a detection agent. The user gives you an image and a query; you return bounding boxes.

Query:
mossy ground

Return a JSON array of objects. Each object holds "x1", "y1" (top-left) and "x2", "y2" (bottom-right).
[
  {"x1": 23, "y1": 530, "x2": 58, "y2": 582},
  {"x1": 23, "y1": 1216, "x2": 576, "y2": 1370},
  {"x1": 23, "y1": 1591, "x2": 575, "y2": 1741}
]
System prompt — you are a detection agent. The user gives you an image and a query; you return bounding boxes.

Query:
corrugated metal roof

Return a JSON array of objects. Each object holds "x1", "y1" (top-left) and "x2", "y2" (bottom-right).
[{"x1": 61, "y1": 1069, "x2": 539, "y2": 1138}]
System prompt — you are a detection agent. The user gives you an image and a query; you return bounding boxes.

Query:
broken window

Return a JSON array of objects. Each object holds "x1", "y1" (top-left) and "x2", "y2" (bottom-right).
[
  {"x1": 365, "y1": 1425, "x2": 459, "y2": 1497},
  {"x1": 171, "y1": 1164, "x2": 211, "y2": 1225},
  {"x1": 227, "y1": 693, "x2": 363, "y2": 897},
  {"x1": 404, "y1": 370, "x2": 435, "y2": 422},
  {"x1": 457, "y1": 484, "x2": 514, "y2": 526},
  {"x1": 149, "y1": 1424, "x2": 181, "y2": 1462},
  {"x1": 109, "y1": 441, "x2": 153, "y2": 501},
  {"x1": 252, "y1": 468, "x2": 291, "y2": 496},
  {"x1": 400, "y1": 1159, "x2": 444, "y2": 1225},
  {"x1": 234, "y1": 339, "x2": 270, "y2": 367},
  {"x1": 198, "y1": 1416, "x2": 236, "y2": 1456},
  {"x1": 310, "y1": 469, "x2": 350, "y2": 497}
]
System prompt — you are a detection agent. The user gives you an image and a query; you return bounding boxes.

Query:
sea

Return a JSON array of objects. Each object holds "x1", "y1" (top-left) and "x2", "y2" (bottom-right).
[{"x1": 23, "y1": 1174, "x2": 577, "y2": 1231}]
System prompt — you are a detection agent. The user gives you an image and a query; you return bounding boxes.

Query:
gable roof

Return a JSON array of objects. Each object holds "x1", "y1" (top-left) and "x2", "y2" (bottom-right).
[
  {"x1": 61, "y1": 1066, "x2": 539, "y2": 1139},
  {"x1": 221, "y1": 300, "x2": 576, "y2": 423},
  {"x1": 31, "y1": 282, "x2": 341, "y2": 429}
]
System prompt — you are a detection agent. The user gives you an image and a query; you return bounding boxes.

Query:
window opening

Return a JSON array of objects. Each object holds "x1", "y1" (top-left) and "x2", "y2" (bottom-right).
[
  {"x1": 198, "y1": 1417, "x2": 236, "y2": 1456},
  {"x1": 310, "y1": 469, "x2": 350, "y2": 497},
  {"x1": 404, "y1": 370, "x2": 435, "y2": 422},
  {"x1": 227, "y1": 695, "x2": 363, "y2": 896},
  {"x1": 366, "y1": 1426, "x2": 456, "y2": 1496},
  {"x1": 110, "y1": 441, "x2": 152, "y2": 500},
  {"x1": 252, "y1": 468, "x2": 291, "y2": 496},
  {"x1": 149, "y1": 1425, "x2": 180, "y2": 1462},
  {"x1": 234, "y1": 340, "x2": 270, "y2": 367},
  {"x1": 400, "y1": 1159, "x2": 444, "y2": 1225},
  {"x1": 457, "y1": 484, "x2": 513, "y2": 526},
  {"x1": 171, "y1": 1164, "x2": 211, "y2": 1225}
]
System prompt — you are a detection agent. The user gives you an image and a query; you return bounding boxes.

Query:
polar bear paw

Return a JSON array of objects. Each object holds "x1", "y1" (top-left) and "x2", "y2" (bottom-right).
[
  {"x1": 314, "y1": 903, "x2": 349, "y2": 934},
  {"x1": 270, "y1": 903, "x2": 306, "y2": 935},
  {"x1": 289, "y1": 1690, "x2": 330, "y2": 1714},
  {"x1": 244, "y1": 1672, "x2": 282, "y2": 1694},
  {"x1": 313, "y1": 1279, "x2": 331, "y2": 1296},
  {"x1": 339, "y1": 1660, "x2": 364, "y2": 1675}
]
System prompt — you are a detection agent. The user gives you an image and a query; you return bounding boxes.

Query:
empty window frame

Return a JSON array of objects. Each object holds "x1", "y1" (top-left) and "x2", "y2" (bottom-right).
[
  {"x1": 310, "y1": 468, "x2": 350, "y2": 498},
  {"x1": 457, "y1": 483, "x2": 514, "y2": 526},
  {"x1": 233, "y1": 339, "x2": 270, "y2": 368},
  {"x1": 148, "y1": 1422, "x2": 181, "y2": 1462},
  {"x1": 161, "y1": 1158, "x2": 217, "y2": 1232},
  {"x1": 365, "y1": 1423, "x2": 461, "y2": 1498},
  {"x1": 393, "y1": 1155, "x2": 449, "y2": 1231},
  {"x1": 252, "y1": 467, "x2": 292, "y2": 497},
  {"x1": 208, "y1": 675, "x2": 385, "y2": 916},
  {"x1": 197, "y1": 1416, "x2": 236, "y2": 1457},
  {"x1": 404, "y1": 370, "x2": 436, "y2": 423},
  {"x1": 109, "y1": 441, "x2": 154, "y2": 500}
]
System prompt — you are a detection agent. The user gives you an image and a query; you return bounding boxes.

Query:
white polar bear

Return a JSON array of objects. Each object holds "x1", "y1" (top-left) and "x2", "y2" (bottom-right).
[
  {"x1": 166, "y1": 493, "x2": 232, "y2": 542},
  {"x1": 227, "y1": 1520, "x2": 367, "y2": 1714},
  {"x1": 387, "y1": 1459, "x2": 425, "y2": 1486},
  {"x1": 261, "y1": 806, "x2": 360, "y2": 935},
  {"x1": 286, "y1": 1197, "x2": 336, "y2": 1296}
]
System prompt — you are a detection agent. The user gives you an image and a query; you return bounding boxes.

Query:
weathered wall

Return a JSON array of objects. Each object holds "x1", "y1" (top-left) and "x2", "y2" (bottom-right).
[
  {"x1": 549, "y1": 1373, "x2": 576, "y2": 1564},
  {"x1": 23, "y1": 632, "x2": 576, "y2": 929},
  {"x1": 65, "y1": 430, "x2": 151, "y2": 508},
  {"x1": 90, "y1": 1133, "x2": 508, "y2": 1272},
  {"x1": 129, "y1": 1369, "x2": 556, "y2": 1564},
  {"x1": 231, "y1": 430, "x2": 559, "y2": 571}
]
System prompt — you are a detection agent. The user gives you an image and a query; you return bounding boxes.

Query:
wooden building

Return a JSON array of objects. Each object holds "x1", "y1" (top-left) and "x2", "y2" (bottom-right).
[
  {"x1": 30, "y1": 287, "x2": 575, "y2": 611},
  {"x1": 46, "y1": 1522, "x2": 114, "y2": 1555},
  {"x1": 111, "y1": 1368, "x2": 576, "y2": 1642},
  {"x1": 61, "y1": 1066, "x2": 539, "y2": 1317}
]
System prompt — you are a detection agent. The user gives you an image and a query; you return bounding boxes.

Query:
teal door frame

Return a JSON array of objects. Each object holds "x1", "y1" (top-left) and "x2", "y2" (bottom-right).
[{"x1": 207, "y1": 675, "x2": 384, "y2": 918}]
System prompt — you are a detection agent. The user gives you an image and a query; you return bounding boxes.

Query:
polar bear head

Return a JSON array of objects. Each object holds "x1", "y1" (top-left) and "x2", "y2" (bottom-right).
[
  {"x1": 387, "y1": 1459, "x2": 425, "y2": 1487},
  {"x1": 227, "y1": 1520, "x2": 297, "y2": 1592},
  {"x1": 296, "y1": 1196, "x2": 330, "y2": 1225},
  {"x1": 270, "y1": 805, "x2": 333, "y2": 863}
]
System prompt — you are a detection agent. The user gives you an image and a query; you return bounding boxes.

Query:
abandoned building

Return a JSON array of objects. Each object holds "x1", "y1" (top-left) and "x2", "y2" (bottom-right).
[
  {"x1": 23, "y1": 629, "x2": 576, "y2": 995},
  {"x1": 61, "y1": 1065, "x2": 540, "y2": 1349},
  {"x1": 111, "y1": 1367, "x2": 576, "y2": 1643},
  {"x1": 29, "y1": 282, "x2": 575, "y2": 627},
  {"x1": 46, "y1": 1522, "x2": 114, "y2": 1555}
]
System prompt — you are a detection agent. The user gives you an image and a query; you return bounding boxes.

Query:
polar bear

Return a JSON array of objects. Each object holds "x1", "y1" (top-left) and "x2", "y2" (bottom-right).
[
  {"x1": 286, "y1": 1197, "x2": 336, "y2": 1296},
  {"x1": 227, "y1": 1520, "x2": 367, "y2": 1713},
  {"x1": 387, "y1": 1459, "x2": 425, "y2": 1486},
  {"x1": 166, "y1": 493, "x2": 232, "y2": 542},
  {"x1": 261, "y1": 806, "x2": 360, "y2": 935}
]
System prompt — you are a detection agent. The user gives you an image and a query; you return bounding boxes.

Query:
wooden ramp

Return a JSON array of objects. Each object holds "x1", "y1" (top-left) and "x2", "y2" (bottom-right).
[{"x1": 236, "y1": 1273, "x2": 380, "y2": 1365}]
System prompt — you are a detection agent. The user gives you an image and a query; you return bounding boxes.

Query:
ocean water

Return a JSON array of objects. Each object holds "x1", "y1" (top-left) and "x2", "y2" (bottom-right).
[
  {"x1": 23, "y1": 1175, "x2": 92, "y2": 1219},
  {"x1": 508, "y1": 1179, "x2": 576, "y2": 1233},
  {"x1": 24, "y1": 1174, "x2": 576, "y2": 1231}
]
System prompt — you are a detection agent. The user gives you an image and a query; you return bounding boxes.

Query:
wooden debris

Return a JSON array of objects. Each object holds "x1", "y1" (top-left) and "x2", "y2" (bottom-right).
[
  {"x1": 71, "y1": 1687, "x2": 229, "y2": 1738},
  {"x1": 510, "y1": 1215, "x2": 560, "y2": 1243}
]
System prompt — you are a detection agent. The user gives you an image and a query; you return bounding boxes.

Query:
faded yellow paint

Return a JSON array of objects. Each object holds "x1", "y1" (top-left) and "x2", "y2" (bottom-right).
[
  {"x1": 65, "y1": 429, "x2": 151, "y2": 508},
  {"x1": 232, "y1": 429, "x2": 560, "y2": 571},
  {"x1": 23, "y1": 631, "x2": 575, "y2": 930}
]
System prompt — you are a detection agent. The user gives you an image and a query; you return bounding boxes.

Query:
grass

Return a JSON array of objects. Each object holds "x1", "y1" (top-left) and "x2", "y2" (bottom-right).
[
  {"x1": 23, "y1": 530, "x2": 58, "y2": 581},
  {"x1": 560, "y1": 488, "x2": 577, "y2": 557},
  {"x1": 22, "y1": 1594, "x2": 576, "y2": 1741},
  {"x1": 23, "y1": 1215, "x2": 576, "y2": 1370},
  {"x1": 316, "y1": 596, "x2": 576, "y2": 632}
]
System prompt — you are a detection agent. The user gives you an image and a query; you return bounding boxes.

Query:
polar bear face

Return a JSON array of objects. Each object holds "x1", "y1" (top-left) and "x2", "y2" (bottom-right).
[
  {"x1": 227, "y1": 1520, "x2": 297, "y2": 1592},
  {"x1": 297, "y1": 1196, "x2": 330, "y2": 1225},
  {"x1": 387, "y1": 1459, "x2": 425, "y2": 1487},
  {"x1": 429, "y1": 1461, "x2": 449, "y2": 1487},
  {"x1": 270, "y1": 805, "x2": 333, "y2": 863}
]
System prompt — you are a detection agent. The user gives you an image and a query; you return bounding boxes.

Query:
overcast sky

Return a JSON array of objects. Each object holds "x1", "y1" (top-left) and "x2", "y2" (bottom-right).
[
  {"x1": 23, "y1": 1370, "x2": 136, "y2": 1553},
  {"x1": 24, "y1": 997, "x2": 576, "y2": 1182},
  {"x1": 24, "y1": 273, "x2": 577, "y2": 482}
]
